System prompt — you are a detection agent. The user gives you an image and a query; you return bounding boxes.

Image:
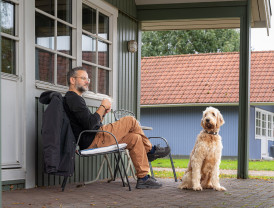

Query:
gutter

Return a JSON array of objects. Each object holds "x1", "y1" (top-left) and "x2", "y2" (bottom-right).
[{"x1": 140, "y1": 102, "x2": 274, "y2": 108}]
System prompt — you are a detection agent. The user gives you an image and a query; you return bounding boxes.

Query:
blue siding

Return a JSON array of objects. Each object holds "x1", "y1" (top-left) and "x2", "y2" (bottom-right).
[
  {"x1": 249, "y1": 106, "x2": 261, "y2": 159},
  {"x1": 269, "y1": 140, "x2": 274, "y2": 157},
  {"x1": 255, "y1": 105, "x2": 274, "y2": 112},
  {"x1": 140, "y1": 106, "x2": 239, "y2": 157},
  {"x1": 141, "y1": 105, "x2": 274, "y2": 159}
]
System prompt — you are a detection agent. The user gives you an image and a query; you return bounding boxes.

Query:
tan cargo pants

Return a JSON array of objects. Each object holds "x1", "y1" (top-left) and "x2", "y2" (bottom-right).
[{"x1": 88, "y1": 116, "x2": 152, "y2": 178}]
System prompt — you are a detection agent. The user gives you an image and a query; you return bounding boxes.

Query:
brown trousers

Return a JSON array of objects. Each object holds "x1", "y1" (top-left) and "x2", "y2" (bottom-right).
[{"x1": 88, "y1": 116, "x2": 152, "y2": 178}]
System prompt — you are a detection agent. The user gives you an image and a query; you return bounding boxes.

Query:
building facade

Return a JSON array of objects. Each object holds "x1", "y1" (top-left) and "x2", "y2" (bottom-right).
[
  {"x1": 1, "y1": 0, "x2": 271, "y2": 189},
  {"x1": 140, "y1": 52, "x2": 274, "y2": 160}
]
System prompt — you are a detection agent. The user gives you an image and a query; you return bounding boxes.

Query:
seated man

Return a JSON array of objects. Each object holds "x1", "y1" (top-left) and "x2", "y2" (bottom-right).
[{"x1": 64, "y1": 66, "x2": 170, "y2": 189}]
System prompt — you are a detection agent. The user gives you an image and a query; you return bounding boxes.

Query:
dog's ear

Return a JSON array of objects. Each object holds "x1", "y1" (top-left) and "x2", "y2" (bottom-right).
[
  {"x1": 201, "y1": 119, "x2": 205, "y2": 128},
  {"x1": 217, "y1": 112, "x2": 225, "y2": 127}
]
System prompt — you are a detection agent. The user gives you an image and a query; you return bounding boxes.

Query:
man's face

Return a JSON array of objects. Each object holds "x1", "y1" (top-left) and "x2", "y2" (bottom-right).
[{"x1": 73, "y1": 70, "x2": 90, "y2": 93}]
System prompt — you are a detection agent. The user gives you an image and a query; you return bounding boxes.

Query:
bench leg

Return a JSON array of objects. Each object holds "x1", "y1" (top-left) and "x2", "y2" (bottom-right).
[
  {"x1": 169, "y1": 153, "x2": 177, "y2": 182},
  {"x1": 61, "y1": 176, "x2": 68, "y2": 192},
  {"x1": 149, "y1": 162, "x2": 154, "y2": 178}
]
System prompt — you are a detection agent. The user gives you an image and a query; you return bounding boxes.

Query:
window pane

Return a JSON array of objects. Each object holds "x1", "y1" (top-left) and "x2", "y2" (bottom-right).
[
  {"x1": 256, "y1": 127, "x2": 260, "y2": 136},
  {"x1": 82, "y1": 4, "x2": 96, "y2": 34},
  {"x1": 57, "y1": 0, "x2": 72, "y2": 23},
  {"x1": 273, "y1": 116, "x2": 274, "y2": 137},
  {"x1": 35, "y1": 13, "x2": 55, "y2": 50},
  {"x1": 98, "y1": 68, "x2": 109, "y2": 95},
  {"x1": 261, "y1": 113, "x2": 266, "y2": 136},
  {"x1": 268, "y1": 115, "x2": 272, "y2": 137},
  {"x1": 57, "y1": 22, "x2": 72, "y2": 55},
  {"x1": 1, "y1": 1, "x2": 15, "y2": 35},
  {"x1": 35, "y1": 0, "x2": 54, "y2": 16},
  {"x1": 98, "y1": 41, "x2": 109, "y2": 67},
  {"x1": 98, "y1": 12, "x2": 109, "y2": 39},
  {"x1": 82, "y1": 34, "x2": 96, "y2": 63},
  {"x1": 83, "y1": 64, "x2": 96, "y2": 92},
  {"x1": 1, "y1": 37, "x2": 16, "y2": 74},
  {"x1": 57, "y1": 56, "x2": 71, "y2": 86},
  {"x1": 35, "y1": 49, "x2": 54, "y2": 83}
]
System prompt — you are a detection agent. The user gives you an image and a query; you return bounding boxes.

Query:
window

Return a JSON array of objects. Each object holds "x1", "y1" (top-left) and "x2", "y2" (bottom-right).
[
  {"x1": 256, "y1": 111, "x2": 261, "y2": 136},
  {"x1": 267, "y1": 115, "x2": 272, "y2": 137},
  {"x1": 255, "y1": 108, "x2": 274, "y2": 140},
  {"x1": 35, "y1": 0, "x2": 73, "y2": 86},
  {"x1": 82, "y1": 3, "x2": 111, "y2": 95},
  {"x1": 35, "y1": 0, "x2": 116, "y2": 97},
  {"x1": 1, "y1": 0, "x2": 18, "y2": 75}
]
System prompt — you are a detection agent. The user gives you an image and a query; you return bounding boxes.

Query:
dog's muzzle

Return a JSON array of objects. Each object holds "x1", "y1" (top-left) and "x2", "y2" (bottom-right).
[{"x1": 205, "y1": 119, "x2": 213, "y2": 128}]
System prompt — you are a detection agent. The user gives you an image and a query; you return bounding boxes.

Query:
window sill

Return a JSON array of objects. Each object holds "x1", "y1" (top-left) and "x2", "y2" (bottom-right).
[
  {"x1": 35, "y1": 80, "x2": 112, "y2": 101},
  {"x1": 1, "y1": 72, "x2": 19, "y2": 82}
]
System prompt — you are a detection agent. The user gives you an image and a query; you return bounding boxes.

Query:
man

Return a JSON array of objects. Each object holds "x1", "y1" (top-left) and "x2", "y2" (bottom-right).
[{"x1": 64, "y1": 66, "x2": 170, "y2": 189}]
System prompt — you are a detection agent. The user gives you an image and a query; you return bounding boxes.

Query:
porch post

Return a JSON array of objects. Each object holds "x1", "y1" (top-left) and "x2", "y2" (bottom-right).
[{"x1": 238, "y1": 0, "x2": 251, "y2": 179}]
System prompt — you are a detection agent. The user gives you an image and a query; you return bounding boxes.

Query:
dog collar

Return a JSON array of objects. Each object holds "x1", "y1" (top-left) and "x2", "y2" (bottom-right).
[{"x1": 204, "y1": 130, "x2": 218, "y2": 135}]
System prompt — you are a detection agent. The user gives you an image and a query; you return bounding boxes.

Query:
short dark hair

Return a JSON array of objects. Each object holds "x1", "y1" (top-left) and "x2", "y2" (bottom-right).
[{"x1": 67, "y1": 66, "x2": 87, "y2": 85}]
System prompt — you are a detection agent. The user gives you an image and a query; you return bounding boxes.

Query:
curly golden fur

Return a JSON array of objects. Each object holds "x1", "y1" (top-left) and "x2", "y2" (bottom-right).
[{"x1": 178, "y1": 107, "x2": 226, "y2": 191}]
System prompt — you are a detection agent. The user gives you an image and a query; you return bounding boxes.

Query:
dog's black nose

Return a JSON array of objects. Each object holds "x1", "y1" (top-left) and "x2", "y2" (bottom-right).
[{"x1": 206, "y1": 119, "x2": 210, "y2": 122}]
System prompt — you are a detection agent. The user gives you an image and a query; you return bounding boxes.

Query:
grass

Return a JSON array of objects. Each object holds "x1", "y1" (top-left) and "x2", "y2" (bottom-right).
[
  {"x1": 151, "y1": 159, "x2": 274, "y2": 171},
  {"x1": 152, "y1": 170, "x2": 274, "y2": 180}
]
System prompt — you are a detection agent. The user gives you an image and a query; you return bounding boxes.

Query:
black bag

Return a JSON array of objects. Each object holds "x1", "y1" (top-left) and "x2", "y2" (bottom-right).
[{"x1": 39, "y1": 91, "x2": 76, "y2": 177}]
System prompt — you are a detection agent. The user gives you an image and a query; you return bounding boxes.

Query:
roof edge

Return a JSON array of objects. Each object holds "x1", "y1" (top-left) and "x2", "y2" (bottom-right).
[
  {"x1": 141, "y1": 102, "x2": 274, "y2": 108},
  {"x1": 141, "y1": 50, "x2": 274, "y2": 59}
]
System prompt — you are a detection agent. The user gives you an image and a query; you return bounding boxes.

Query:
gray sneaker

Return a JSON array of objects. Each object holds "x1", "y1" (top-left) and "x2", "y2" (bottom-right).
[
  {"x1": 136, "y1": 175, "x2": 162, "y2": 189},
  {"x1": 147, "y1": 145, "x2": 171, "y2": 162}
]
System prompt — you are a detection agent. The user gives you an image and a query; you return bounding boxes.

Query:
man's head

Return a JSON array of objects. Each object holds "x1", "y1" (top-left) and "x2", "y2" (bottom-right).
[{"x1": 67, "y1": 66, "x2": 90, "y2": 94}]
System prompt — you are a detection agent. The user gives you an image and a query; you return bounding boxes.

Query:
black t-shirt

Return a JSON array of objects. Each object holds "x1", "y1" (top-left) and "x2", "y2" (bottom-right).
[{"x1": 64, "y1": 91, "x2": 101, "y2": 150}]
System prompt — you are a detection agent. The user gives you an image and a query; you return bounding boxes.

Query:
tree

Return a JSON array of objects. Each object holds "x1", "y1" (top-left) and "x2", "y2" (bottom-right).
[{"x1": 141, "y1": 29, "x2": 240, "y2": 57}]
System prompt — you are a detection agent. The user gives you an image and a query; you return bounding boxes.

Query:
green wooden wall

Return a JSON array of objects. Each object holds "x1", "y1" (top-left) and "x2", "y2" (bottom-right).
[{"x1": 105, "y1": 0, "x2": 139, "y2": 115}]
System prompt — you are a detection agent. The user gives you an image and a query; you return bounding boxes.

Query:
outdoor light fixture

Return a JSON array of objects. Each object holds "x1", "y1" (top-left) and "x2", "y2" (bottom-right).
[{"x1": 128, "y1": 40, "x2": 138, "y2": 53}]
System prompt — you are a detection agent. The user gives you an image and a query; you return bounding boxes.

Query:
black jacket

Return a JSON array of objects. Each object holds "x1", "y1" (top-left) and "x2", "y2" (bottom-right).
[{"x1": 39, "y1": 91, "x2": 76, "y2": 177}]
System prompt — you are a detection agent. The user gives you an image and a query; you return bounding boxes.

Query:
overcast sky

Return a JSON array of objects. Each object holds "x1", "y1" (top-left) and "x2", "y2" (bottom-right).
[{"x1": 251, "y1": 11, "x2": 274, "y2": 51}]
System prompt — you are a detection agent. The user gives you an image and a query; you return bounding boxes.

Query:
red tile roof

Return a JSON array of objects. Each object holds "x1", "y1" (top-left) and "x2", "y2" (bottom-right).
[{"x1": 141, "y1": 51, "x2": 274, "y2": 105}]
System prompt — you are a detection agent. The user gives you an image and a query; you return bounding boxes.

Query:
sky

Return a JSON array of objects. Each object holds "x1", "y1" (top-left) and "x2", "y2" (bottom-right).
[{"x1": 251, "y1": 11, "x2": 274, "y2": 51}]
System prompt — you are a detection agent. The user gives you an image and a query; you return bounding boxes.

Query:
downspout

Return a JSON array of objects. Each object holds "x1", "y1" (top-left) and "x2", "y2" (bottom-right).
[
  {"x1": 136, "y1": 22, "x2": 142, "y2": 120},
  {"x1": 238, "y1": 0, "x2": 251, "y2": 179}
]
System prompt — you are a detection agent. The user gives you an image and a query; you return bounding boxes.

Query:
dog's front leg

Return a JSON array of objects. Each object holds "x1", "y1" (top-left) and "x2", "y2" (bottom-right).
[
  {"x1": 191, "y1": 156, "x2": 204, "y2": 191},
  {"x1": 211, "y1": 165, "x2": 226, "y2": 191}
]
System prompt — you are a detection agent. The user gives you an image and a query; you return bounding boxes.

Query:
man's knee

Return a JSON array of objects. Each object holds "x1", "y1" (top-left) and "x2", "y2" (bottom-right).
[{"x1": 125, "y1": 133, "x2": 143, "y2": 150}]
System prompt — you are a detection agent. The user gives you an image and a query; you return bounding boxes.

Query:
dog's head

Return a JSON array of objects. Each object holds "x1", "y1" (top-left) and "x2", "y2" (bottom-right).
[{"x1": 201, "y1": 107, "x2": 225, "y2": 131}]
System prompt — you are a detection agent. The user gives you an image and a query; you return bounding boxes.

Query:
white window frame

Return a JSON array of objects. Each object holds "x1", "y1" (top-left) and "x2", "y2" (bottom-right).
[
  {"x1": 35, "y1": 0, "x2": 76, "y2": 92},
  {"x1": 1, "y1": 0, "x2": 20, "y2": 81},
  {"x1": 255, "y1": 108, "x2": 274, "y2": 141},
  {"x1": 34, "y1": 0, "x2": 118, "y2": 103}
]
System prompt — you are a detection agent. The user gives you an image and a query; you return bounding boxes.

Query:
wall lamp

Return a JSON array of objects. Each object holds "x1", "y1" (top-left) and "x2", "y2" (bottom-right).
[{"x1": 127, "y1": 40, "x2": 138, "y2": 53}]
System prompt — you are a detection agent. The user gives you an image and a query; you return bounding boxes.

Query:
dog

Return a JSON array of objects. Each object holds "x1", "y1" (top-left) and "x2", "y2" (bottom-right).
[{"x1": 178, "y1": 107, "x2": 226, "y2": 191}]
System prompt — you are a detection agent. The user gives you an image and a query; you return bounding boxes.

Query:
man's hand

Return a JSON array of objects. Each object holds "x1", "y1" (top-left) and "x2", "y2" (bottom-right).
[{"x1": 101, "y1": 99, "x2": 112, "y2": 114}]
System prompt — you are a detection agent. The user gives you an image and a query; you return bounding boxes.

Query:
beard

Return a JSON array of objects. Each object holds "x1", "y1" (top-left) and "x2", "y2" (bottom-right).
[{"x1": 76, "y1": 83, "x2": 89, "y2": 93}]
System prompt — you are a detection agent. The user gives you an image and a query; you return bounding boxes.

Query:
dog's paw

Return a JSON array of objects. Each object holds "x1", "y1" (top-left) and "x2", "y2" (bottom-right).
[
  {"x1": 177, "y1": 184, "x2": 188, "y2": 189},
  {"x1": 193, "y1": 185, "x2": 203, "y2": 191},
  {"x1": 214, "y1": 186, "x2": 226, "y2": 191}
]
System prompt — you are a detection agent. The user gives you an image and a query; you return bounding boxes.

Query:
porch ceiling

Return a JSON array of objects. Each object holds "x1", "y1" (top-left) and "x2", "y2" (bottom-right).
[{"x1": 135, "y1": 0, "x2": 272, "y2": 31}]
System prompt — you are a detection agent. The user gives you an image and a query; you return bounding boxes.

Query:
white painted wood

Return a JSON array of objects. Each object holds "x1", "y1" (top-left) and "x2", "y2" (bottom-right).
[
  {"x1": 2, "y1": 169, "x2": 25, "y2": 181},
  {"x1": 1, "y1": 78, "x2": 23, "y2": 168},
  {"x1": 261, "y1": 138, "x2": 268, "y2": 158},
  {"x1": 141, "y1": 18, "x2": 241, "y2": 31}
]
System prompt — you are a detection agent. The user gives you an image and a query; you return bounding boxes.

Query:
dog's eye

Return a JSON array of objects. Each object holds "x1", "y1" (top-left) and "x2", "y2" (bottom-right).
[
  {"x1": 212, "y1": 113, "x2": 215, "y2": 117},
  {"x1": 205, "y1": 113, "x2": 207, "y2": 117}
]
